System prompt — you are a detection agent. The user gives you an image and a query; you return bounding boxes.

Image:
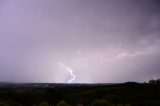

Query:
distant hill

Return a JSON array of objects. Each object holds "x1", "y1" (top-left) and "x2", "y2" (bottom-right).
[{"x1": 0, "y1": 82, "x2": 160, "y2": 106}]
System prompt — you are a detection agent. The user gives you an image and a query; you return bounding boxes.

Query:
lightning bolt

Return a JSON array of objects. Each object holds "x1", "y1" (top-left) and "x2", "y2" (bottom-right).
[
  {"x1": 114, "y1": 51, "x2": 147, "y2": 60},
  {"x1": 76, "y1": 50, "x2": 149, "y2": 62},
  {"x1": 58, "y1": 62, "x2": 76, "y2": 83}
]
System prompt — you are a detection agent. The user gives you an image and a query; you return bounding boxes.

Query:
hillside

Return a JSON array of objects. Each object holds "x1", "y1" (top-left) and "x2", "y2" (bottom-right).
[{"x1": 0, "y1": 82, "x2": 160, "y2": 106}]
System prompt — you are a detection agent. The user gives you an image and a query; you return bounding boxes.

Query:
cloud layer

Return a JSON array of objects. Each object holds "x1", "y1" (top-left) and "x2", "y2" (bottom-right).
[{"x1": 0, "y1": 0, "x2": 160, "y2": 83}]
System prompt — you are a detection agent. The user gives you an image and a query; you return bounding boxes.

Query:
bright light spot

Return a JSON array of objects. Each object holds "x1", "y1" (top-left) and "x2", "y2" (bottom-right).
[{"x1": 58, "y1": 62, "x2": 76, "y2": 83}]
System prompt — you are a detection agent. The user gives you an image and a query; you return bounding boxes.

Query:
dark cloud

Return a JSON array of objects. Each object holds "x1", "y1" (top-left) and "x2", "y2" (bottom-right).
[{"x1": 0, "y1": 0, "x2": 160, "y2": 83}]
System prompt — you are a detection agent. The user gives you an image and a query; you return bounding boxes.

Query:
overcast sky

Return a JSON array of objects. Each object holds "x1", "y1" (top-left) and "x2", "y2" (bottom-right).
[{"x1": 0, "y1": 0, "x2": 160, "y2": 83}]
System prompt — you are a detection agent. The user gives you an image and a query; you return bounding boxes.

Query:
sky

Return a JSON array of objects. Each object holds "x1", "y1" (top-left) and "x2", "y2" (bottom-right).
[{"x1": 0, "y1": 0, "x2": 160, "y2": 83}]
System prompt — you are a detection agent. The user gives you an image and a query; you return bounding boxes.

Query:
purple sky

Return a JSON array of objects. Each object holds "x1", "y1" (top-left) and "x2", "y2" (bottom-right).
[{"x1": 0, "y1": 0, "x2": 160, "y2": 83}]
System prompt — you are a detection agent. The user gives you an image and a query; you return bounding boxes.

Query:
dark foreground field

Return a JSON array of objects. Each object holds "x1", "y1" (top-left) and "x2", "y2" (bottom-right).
[{"x1": 0, "y1": 82, "x2": 160, "y2": 106}]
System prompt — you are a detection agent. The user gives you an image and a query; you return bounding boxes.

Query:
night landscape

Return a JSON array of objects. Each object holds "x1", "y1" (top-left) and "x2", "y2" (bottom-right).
[{"x1": 0, "y1": 0, "x2": 160, "y2": 106}]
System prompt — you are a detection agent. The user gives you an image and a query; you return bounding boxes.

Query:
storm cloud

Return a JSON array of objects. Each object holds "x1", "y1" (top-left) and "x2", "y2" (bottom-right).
[{"x1": 0, "y1": 0, "x2": 160, "y2": 83}]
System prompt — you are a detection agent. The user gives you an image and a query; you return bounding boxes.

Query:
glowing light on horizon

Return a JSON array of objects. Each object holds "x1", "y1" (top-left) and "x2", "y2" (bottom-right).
[{"x1": 58, "y1": 62, "x2": 76, "y2": 83}]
